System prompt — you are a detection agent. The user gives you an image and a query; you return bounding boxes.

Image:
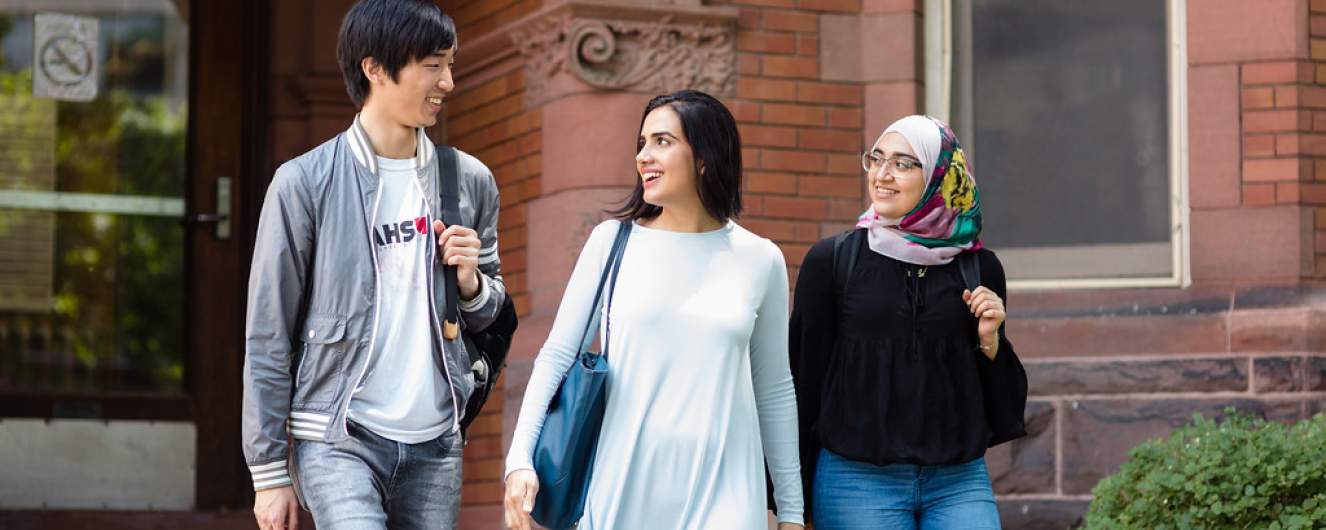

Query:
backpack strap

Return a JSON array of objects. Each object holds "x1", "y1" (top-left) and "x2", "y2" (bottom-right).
[
  {"x1": 835, "y1": 228, "x2": 981, "y2": 292},
  {"x1": 436, "y1": 144, "x2": 462, "y2": 340},
  {"x1": 832, "y1": 228, "x2": 864, "y2": 298},
  {"x1": 957, "y1": 250, "x2": 981, "y2": 291}
]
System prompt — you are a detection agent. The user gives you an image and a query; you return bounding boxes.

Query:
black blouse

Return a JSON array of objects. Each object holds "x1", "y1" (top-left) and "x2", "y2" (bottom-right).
[{"x1": 790, "y1": 233, "x2": 1028, "y2": 485}]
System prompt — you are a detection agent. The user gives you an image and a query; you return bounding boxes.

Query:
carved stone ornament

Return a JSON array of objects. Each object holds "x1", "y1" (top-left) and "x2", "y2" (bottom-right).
[{"x1": 510, "y1": 9, "x2": 735, "y2": 106}]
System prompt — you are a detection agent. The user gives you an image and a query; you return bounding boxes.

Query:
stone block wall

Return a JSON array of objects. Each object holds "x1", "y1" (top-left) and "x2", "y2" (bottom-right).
[
  {"x1": 992, "y1": 349, "x2": 1326, "y2": 529},
  {"x1": 996, "y1": 282, "x2": 1326, "y2": 527}
]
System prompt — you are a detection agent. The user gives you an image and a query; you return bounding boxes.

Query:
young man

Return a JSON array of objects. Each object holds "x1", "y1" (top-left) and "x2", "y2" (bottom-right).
[{"x1": 242, "y1": 1, "x2": 506, "y2": 529}]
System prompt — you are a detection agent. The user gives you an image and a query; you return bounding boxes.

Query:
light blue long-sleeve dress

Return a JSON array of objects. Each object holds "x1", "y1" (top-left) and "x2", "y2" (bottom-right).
[{"x1": 505, "y1": 219, "x2": 805, "y2": 529}]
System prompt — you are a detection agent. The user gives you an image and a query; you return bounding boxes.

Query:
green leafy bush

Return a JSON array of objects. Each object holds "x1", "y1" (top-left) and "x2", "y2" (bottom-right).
[{"x1": 1086, "y1": 410, "x2": 1326, "y2": 530}]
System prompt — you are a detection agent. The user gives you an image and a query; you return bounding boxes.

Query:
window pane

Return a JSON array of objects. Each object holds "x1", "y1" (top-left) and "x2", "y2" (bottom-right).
[
  {"x1": 957, "y1": 0, "x2": 1172, "y2": 281},
  {"x1": 0, "y1": 2, "x2": 188, "y2": 394}
]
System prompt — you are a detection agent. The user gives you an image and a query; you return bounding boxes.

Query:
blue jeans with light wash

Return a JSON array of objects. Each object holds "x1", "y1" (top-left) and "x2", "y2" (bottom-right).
[
  {"x1": 813, "y1": 448, "x2": 1001, "y2": 530},
  {"x1": 292, "y1": 420, "x2": 464, "y2": 530}
]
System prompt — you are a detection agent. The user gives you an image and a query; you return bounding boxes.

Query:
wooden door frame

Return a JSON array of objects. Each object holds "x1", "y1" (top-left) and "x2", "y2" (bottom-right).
[{"x1": 189, "y1": 0, "x2": 268, "y2": 510}]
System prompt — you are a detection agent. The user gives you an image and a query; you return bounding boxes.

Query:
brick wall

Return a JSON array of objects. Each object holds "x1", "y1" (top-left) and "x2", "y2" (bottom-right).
[
  {"x1": 446, "y1": 68, "x2": 541, "y2": 519},
  {"x1": 450, "y1": 0, "x2": 542, "y2": 40},
  {"x1": 723, "y1": 0, "x2": 868, "y2": 279},
  {"x1": 1186, "y1": 0, "x2": 1318, "y2": 281},
  {"x1": 1239, "y1": 57, "x2": 1323, "y2": 271},
  {"x1": 1306, "y1": 1, "x2": 1326, "y2": 278},
  {"x1": 440, "y1": 0, "x2": 543, "y2": 524},
  {"x1": 1239, "y1": 50, "x2": 1326, "y2": 278}
]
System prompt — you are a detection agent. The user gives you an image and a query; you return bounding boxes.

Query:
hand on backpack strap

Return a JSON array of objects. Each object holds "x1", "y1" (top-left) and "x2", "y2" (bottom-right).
[
  {"x1": 962, "y1": 286, "x2": 1005, "y2": 359},
  {"x1": 434, "y1": 220, "x2": 482, "y2": 299}
]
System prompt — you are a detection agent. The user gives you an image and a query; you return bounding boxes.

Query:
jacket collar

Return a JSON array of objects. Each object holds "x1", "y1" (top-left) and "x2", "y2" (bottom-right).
[{"x1": 345, "y1": 113, "x2": 434, "y2": 175}]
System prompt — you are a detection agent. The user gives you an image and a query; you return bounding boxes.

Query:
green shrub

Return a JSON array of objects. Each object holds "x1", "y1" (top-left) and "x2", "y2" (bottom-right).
[{"x1": 1086, "y1": 410, "x2": 1326, "y2": 530}]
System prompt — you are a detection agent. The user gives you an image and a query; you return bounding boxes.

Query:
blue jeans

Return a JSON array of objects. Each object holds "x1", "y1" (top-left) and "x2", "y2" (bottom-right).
[
  {"x1": 292, "y1": 421, "x2": 464, "y2": 530},
  {"x1": 813, "y1": 448, "x2": 1001, "y2": 530}
]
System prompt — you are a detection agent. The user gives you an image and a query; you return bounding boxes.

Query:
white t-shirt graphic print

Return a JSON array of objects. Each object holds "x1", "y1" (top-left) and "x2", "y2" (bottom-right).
[{"x1": 348, "y1": 155, "x2": 453, "y2": 443}]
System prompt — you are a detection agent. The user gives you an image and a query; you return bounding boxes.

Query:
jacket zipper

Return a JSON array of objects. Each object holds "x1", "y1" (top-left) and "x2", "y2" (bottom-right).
[
  {"x1": 340, "y1": 176, "x2": 385, "y2": 437},
  {"x1": 338, "y1": 147, "x2": 462, "y2": 438}
]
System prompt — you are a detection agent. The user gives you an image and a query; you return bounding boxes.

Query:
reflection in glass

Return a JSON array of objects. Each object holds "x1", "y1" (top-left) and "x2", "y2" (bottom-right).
[
  {"x1": 952, "y1": 0, "x2": 1174, "y2": 280},
  {"x1": 0, "y1": 2, "x2": 188, "y2": 394}
]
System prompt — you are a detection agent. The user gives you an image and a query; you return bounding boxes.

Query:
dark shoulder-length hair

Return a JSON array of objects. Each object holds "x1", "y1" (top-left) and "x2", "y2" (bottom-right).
[{"x1": 609, "y1": 90, "x2": 743, "y2": 223}]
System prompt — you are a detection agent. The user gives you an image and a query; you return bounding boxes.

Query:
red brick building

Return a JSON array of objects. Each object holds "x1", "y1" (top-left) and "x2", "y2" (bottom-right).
[{"x1": 1, "y1": 0, "x2": 1323, "y2": 528}]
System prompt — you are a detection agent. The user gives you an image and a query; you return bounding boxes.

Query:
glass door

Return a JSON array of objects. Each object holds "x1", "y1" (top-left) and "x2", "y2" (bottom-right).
[
  {"x1": 0, "y1": 0, "x2": 191, "y2": 412},
  {"x1": 0, "y1": 0, "x2": 257, "y2": 510}
]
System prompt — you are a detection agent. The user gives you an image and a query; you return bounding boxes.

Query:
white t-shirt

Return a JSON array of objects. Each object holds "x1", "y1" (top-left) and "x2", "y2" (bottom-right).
[{"x1": 348, "y1": 155, "x2": 453, "y2": 443}]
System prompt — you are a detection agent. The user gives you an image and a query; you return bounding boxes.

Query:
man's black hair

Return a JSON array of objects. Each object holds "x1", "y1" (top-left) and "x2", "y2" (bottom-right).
[
  {"x1": 336, "y1": 0, "x2": 457, "y2": 107},
  {"x1": 610, "y1": 90, "x2": 744, "y2": 223}
]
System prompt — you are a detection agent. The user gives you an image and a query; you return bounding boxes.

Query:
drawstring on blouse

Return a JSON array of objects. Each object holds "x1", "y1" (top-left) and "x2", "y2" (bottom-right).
[{"x1": 901, "y1": 263, "x2": 927, "y2": 361}]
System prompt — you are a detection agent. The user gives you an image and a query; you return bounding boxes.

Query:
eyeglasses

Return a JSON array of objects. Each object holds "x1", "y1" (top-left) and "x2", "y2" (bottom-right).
[{"x1": 861, "y1": 152, "x2": 923, "y2": 175}]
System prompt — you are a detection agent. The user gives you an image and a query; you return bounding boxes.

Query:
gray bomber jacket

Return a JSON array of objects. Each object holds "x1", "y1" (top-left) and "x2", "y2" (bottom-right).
[{"x1": 242, "y1": 118, "x2": 506, "y2": 491}]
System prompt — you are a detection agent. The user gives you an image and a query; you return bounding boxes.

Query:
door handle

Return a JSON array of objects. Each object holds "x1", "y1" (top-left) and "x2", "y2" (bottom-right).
[
  {"x1": 184, "y1": 176, "x2": 231, "y2": 240},
  {"x1": 189, "y1": 213, "x2": 228, "y2": 223}
]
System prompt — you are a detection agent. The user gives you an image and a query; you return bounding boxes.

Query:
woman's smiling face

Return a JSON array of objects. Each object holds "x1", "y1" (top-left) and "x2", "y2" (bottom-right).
[
  {"x1": 635, "y1": 105, "x2": 700, "y2": 209},
  {"x1": 866, "y1": 132, "x2": 927, "y2": 220}
]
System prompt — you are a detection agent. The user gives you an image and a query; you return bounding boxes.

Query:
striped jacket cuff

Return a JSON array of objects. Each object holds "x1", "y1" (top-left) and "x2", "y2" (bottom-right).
[
  {"x1": 478, "y1": 242, "x2": 499, "y2": 266},
  {"x1": 458, "y1": 272, "x2": 491, "y2": 313},
  {"x1": 289, "y1": 411, "x2": 332, "y2": 440},
  {"x1": 250, "y1": 460, "x2": 292, "y2": 491}
]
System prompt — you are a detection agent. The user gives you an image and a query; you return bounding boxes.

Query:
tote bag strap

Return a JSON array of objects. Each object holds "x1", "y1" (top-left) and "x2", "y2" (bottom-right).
[
  {"x1": 600, "y1": 221, "x2": 631, "y2": 359},
  {"x1": 577, "y1": 221, "x2": 633, "y2": 356}
]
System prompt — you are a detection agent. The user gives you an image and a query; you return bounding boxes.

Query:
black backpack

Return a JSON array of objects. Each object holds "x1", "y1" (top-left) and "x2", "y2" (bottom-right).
[{"x1": 435, "y1": 144, "x2": 518, "y2": 438}]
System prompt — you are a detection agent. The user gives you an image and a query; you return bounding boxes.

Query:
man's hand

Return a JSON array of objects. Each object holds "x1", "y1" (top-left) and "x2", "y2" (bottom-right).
[
  {"x1": 777, "y1": 523, "x2": 806, "y2": 530},
  {"x1": 434, "y1": 220, "x2": 482, "y2": 300},
  {"x1": 253, "y1": 486, "x2": 299, "y2": 530}
]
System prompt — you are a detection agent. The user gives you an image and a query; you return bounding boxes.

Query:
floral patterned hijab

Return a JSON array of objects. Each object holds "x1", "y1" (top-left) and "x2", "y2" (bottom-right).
[{"x1": 856, "y1": 115, "x2": 982, "y2": 266}]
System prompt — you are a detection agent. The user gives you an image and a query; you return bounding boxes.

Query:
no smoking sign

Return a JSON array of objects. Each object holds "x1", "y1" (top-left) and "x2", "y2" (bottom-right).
[{"x1": 33, "y1": 13, "x2": 99, "y2": 102}]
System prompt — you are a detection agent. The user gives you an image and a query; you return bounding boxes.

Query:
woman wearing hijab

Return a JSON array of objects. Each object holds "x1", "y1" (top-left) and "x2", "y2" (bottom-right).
[
  {"x1": 790, "y1": 115, "x2": 1027, "y2": 529},
  {"x1": 503, "y1": 90, "x2": 805, "y2": 530}
]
